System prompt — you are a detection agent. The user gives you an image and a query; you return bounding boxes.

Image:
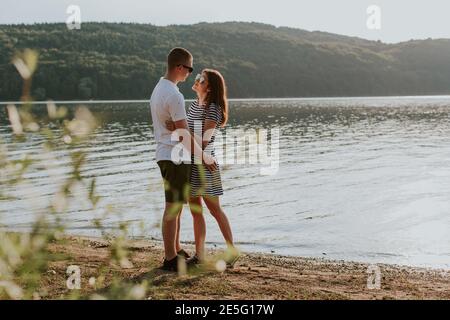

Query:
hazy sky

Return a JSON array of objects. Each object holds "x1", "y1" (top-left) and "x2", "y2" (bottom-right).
[{"x1": 1, "y1": 0, "x2": 450, "y2": 43}]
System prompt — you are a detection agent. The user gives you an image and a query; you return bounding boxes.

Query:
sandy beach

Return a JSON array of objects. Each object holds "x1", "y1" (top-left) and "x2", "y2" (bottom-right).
[{"x1": 39, "y1": 236, "x2": 450, "y2": 300}]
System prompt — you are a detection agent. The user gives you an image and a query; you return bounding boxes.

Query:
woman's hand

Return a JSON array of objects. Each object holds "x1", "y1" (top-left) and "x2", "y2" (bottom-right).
[
  {"x1": 165, "y1": 120, "x2": 176, "y2": 131},
  {"x1": 203, "y1": 153, "x2": 218, "y2": 172}
]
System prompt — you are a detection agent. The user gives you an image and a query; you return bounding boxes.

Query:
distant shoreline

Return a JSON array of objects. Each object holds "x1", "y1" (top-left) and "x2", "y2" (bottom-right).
[{"x1": 2, "y1": 95, "x2": 450, "y2": 105}]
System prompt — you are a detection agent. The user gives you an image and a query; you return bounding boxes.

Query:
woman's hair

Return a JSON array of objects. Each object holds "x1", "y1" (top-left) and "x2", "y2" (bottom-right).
[{"x1": 203, "y1": 69, "x2": 228, "y2": 127}]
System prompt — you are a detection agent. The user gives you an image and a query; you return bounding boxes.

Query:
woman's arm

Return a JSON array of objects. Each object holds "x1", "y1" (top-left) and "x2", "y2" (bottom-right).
[
  {"x1": 202, "y1": 119, "x2": 217, "y2": 149},
  {"x1": 166, "y1": 120, "x2": 205, "y2": 150},
  {"x1": 167, "y1": 102, "x2": 220, "y2": 149},
  {"x1": 202, "y1": 103, "x2": 221, "y2": 148},
  {"x1": 171, "y1": 118, "x2": 217, "y2": 171}
]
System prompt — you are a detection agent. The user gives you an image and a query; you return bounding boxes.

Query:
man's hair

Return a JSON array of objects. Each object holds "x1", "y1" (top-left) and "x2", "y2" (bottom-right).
[{"x1": 167, "y1": 47, "x2": 192, "y2": 70}]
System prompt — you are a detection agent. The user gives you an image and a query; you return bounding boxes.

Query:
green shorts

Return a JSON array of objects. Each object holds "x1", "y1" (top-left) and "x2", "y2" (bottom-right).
[{"x1": 157, "y1": 161, "x2": 191, "y2": 204}]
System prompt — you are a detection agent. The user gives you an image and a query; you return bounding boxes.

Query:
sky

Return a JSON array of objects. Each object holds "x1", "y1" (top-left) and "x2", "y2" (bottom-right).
[{"x1": 1, "y1": 0, "x2": 450, "y2": 43}]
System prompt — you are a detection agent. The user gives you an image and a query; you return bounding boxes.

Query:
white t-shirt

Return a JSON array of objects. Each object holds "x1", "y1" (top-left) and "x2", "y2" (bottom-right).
[{"x1": 150, "y1": 78, "x2": 188, "y2": 162}]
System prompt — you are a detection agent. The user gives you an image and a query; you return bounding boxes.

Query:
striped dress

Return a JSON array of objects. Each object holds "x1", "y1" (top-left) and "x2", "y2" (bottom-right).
[{"x1": 187, "y1": 101, "x2": 224, "y2": 197}]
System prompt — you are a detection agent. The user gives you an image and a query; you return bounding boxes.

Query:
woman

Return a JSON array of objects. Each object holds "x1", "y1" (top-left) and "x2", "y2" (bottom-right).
[{"x1": 166, "y1": 69, "x2": 239, "y2": 267}]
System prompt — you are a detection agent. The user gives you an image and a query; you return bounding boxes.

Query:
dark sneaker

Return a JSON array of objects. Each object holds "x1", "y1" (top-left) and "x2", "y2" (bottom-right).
[
  {"x1": 161, "y1": 256, "x2": 178, "y2": 272},
  {"x1": 225, "y1": 250, "x2": 241, "y2": 269},
  {"x1": 177, "y1": 249, "x2": 190, "y2": 259},
  {"x1": 186, "y1": 255, "x2": 202, "y2": 269}
]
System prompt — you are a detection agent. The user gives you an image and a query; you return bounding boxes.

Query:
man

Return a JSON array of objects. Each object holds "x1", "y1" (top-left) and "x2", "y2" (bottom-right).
[{"x1": 150, "y1": 47, "x2": 216, "y2": 271}]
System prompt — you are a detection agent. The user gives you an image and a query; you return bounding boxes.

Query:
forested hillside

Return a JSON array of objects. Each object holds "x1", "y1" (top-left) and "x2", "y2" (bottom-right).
[{"x1": 1, "y1": 22, "x2": 450, "y2": 100}]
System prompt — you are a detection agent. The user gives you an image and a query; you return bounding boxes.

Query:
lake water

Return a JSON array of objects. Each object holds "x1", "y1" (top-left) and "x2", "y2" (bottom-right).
[{"x1": 1, "y1": 96, "x2": 450, "y2": 269}]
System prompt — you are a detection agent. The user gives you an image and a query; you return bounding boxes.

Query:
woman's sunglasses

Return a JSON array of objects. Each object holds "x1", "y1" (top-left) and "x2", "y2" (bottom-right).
[
  {"x1": 195, "y1": 74, "x2": 206, "y2": 84},
  {"x1": 178, "y1": 64, "x2": 193, "y2": 73}
]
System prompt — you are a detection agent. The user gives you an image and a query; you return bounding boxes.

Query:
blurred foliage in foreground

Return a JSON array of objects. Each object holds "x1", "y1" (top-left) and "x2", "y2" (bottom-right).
[
  {"x1": 0, "y1": 49, "x2": 150, "y2": 300},
  {"x1": 1, "y1": 22, "x2": 450, "y2": 101}
]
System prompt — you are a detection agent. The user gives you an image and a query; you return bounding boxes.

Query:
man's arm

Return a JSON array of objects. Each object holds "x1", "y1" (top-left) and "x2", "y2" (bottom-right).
[
  {"x1": 173, "y1": 119, "x2": 218, "y2": 172},
  {"x1": 166, "y1": 120, "x2": 202, "y2": 146},
  {"x1": 166, "y1": 119, "x2": 216, "y2": 150}
]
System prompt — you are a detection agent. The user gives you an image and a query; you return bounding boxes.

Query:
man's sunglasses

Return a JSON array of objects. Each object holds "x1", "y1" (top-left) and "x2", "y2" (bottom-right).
[
  {"x1": 195, "y1": 74, "x2": 206, "y2": 84},
  {"x1": 178, "y1": 64, "x2": 193, "y2": 73}
]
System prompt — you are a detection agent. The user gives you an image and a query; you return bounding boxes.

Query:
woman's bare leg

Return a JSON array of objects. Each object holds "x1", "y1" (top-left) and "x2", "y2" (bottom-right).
[
  {"x1": 189, "y1": 196, "x2": 206, "y2": 260},
  {"x1": 203, "y1": 196, "x2": 234, "y2": 248}
]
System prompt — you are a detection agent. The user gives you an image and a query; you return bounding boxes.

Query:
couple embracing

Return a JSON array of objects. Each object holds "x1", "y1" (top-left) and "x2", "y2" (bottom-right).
[{"x1": 150, "y1": 47, "x2": 239, "y2": 272}]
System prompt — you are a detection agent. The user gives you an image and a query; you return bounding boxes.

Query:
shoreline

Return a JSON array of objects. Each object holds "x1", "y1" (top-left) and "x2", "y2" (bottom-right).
[
  {"x1": 40, "y1": 235, "x2": 449, "y2": 300},
  {"x1": 2, "y1": 95, "x2": 450, "y2": 105},
  {"x1": 131, "y1": 236, "x2": 450, "y2": 272}
]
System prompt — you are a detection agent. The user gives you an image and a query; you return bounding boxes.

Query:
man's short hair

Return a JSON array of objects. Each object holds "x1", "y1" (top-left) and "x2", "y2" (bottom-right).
[{"x1": 167, "y1": 47, "x2": 192, "y2": 70}]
